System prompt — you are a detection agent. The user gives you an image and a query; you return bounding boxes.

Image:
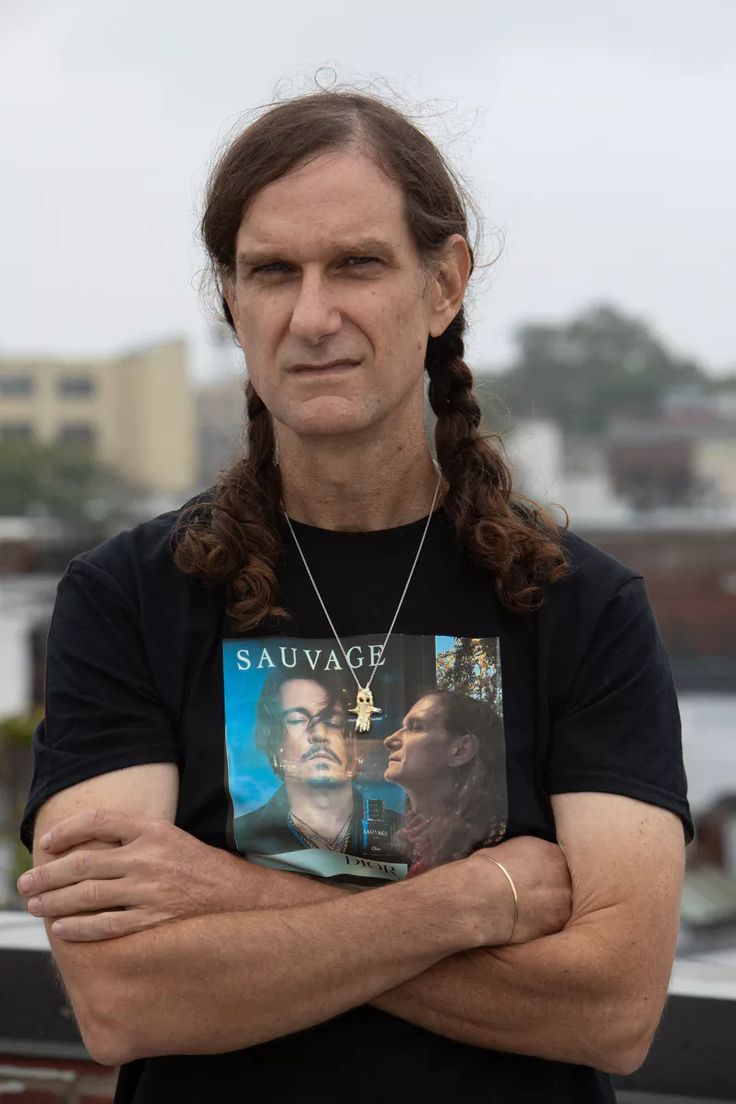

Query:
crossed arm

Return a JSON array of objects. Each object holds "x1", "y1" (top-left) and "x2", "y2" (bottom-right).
[{"x1": 22, "y1": 763, "x2": 685, "y2": 1074}]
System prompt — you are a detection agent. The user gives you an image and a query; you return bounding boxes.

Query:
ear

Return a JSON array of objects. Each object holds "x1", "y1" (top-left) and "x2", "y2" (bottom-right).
[
  {"x1": 448, "y1": 732, "x2": 478, "y2": 768},
  {"x1": 427, "y1": 234, "x2": 472, "y2": 339},
  {"x1": 222, "y1": 280, "x2": 237, "y2": 326}
]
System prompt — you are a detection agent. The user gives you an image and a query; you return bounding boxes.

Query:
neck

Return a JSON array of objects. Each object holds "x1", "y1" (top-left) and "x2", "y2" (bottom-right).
[
  {"x1": 405, "y1": 778, "x2": 455, "y2": 821},
  {"x1": 276, "y1": 421, "x2": 440, "y2": 532},
  {"x1": 286, "y1": 780, "x2": 354, "y2": 832}
]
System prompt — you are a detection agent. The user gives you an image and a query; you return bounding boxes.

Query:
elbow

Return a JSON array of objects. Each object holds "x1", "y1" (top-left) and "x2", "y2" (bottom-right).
[
  {"x1": 81, "y1": 1023, "x2": 133, "y2": 1070},
  {"x1": 589, "y1": 1002, "x2": 660, "y2": 1076},
  {"x1": 50, "y1": 944, "x2": 140, "y2": 1068},
  {"x1": 604, "y1": 1024, "x2": 657, "y2": 1078},
  {"x1": 596, "y1": 1040, "x2": 651, "y2": 1078},
  {"x1": 73, "y1": 981, "x2": 139, "y2": 1068}
]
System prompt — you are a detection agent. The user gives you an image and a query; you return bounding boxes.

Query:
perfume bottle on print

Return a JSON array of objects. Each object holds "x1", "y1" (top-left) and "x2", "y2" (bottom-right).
[{"x1": 361, "y1": 798, "x2": 402, "y2": 859}]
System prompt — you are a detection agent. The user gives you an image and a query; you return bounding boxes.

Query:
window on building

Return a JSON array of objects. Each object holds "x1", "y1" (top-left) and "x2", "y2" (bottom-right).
[
  {"x1": 0, "y1": 375, "x2": 34, "y2": 397},
  {"x1": 58, "y1": 376, "x2": 95, "y2": 398},
  {"x1": 58, "y1": 423, "x2": 96, "y2": 446},
  {"x1": 0, "y1": 423, "x2": 33, "y2": 441}
]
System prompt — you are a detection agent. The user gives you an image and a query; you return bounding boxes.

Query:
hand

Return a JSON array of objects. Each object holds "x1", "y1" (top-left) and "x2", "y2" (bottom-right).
[
  {"x1": 466, "y1": 835, "x2": 572, "y2": 946},
  {"x1": 17, "y1": 810, "x2": 252, "y2": 942}
]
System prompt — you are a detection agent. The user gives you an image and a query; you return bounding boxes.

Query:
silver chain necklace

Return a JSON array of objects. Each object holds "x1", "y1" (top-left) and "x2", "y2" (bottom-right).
[{"x1": 282, "y1": 472, "x2": 442, "y2": 733}]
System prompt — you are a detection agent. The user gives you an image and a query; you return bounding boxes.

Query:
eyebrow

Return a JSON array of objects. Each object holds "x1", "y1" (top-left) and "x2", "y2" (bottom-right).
[{"x1": 236, "y1": 238, "x2": 398, "y2": 274}]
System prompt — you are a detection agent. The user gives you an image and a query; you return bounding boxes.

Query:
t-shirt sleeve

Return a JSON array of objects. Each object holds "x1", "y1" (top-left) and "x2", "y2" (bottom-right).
[
  {"x1": 545, "y1": 576, "x2": 693, "y2": 842},
  {"x1": 20, "y1": 559, "x2": 179, "y2": 852}
]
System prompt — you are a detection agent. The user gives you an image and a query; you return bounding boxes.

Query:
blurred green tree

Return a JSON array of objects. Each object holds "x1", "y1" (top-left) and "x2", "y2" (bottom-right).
[
  {"x1": 0, "y1": 439, "x2": 136, "y2": 524},
  {"x1": 476, "y1": 303, "x2": 708, "y2": 434}
]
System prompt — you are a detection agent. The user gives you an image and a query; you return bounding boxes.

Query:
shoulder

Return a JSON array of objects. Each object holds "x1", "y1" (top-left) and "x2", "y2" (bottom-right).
[
  {"x1": 64, "y1": 489, "x2": 215, "y2": 600},
  {"x1": 236, "y1": 786, "x2": 287, "y2": 824},
  {"x1": 233, "y1": 787, "x2": 293, "y2": 852},
  {"x1": 543, "y1": 528, "x2": 644, "y2": 625},
  {"x1": 537, "y1": 528, "x2": 656, "y2": 698},
  {"x1": 560, "y1": 528, "x2": 641, "y2": 592}
]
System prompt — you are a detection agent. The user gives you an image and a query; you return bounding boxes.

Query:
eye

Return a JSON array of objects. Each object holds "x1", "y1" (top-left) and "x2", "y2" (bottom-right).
[
  {"x1": 283, "y1": 710, "x2": 307, "y2": 727},
  {"x1": 343, "y1": 256, "x2": 380, "y2": 269},
  {"x1": 252, "y1": 262, "x2": 290, "y2": 276}
]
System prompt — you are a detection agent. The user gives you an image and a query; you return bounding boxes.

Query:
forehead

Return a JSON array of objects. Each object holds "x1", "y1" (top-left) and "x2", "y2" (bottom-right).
[
  {"x1": 279, "y1": 678, "x2": 333, "y2": 712},
  {"x1": 406, "y1": 694, "x2": 445, "y2": 725},
  {"x1": 236, "y1": 150, "x2": 414, "y2": 261}
]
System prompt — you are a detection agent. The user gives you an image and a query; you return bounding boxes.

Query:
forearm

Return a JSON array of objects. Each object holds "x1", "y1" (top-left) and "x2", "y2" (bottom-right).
[
  {"x1": 229, "y1": 857, "x2": 356, "y2": 910},
  {"x1": 176, "y1": 858, "x2": 606, "y2": 1064},
  {"x1": 242, "y1": 870, "x2": 656, "y2": 1072},
  {"x1": 61, "y1": 865, "x2": 494, "y2": 1066},
  {"x1": 373, "y1": 913, "x2": 665, "y2": 1074}
]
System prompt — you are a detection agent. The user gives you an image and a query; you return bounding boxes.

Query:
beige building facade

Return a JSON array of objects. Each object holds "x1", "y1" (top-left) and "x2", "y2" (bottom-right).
[
  {"x1": 694, "y1": 433, "x2": 736, "y2": 504},
  {"x1": 0, "y1": 339, "x2": 196, "y2": 496}
]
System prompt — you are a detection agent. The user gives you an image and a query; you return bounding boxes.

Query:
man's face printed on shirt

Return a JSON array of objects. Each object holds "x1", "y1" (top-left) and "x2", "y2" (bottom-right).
[
  {"x1": 383, "y1": 693, "x2": 478, "y2": 799},
  {"x1": 277, "y1": 678, "x2": 351, "y2": 788},
  {"x1": 383, "y1": 694, "x2": 451, "y2": 789}
]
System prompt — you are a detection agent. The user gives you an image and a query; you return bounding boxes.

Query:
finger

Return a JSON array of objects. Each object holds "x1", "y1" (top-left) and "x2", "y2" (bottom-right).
[
  {"x1": 28, "y1": 877, "x2": 130, "y2": 919},
  {"x1": 18, "y1": 848, "x2": 125, "y2": 897},
  {"x1": 40, "y1": 809, "x2": 146, "y2": 853},
  {"x1": 50, "y1": 909, "x2": 165, "y2": 943}
]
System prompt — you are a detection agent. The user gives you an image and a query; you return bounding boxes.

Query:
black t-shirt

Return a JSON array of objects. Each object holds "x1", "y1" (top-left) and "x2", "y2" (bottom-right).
[{"x1": 21, "y1": 498, "x2": 692, "y2": 1104}]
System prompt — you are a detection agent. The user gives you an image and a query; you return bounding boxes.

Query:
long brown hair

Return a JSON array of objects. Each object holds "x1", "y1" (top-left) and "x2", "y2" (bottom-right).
[{"x1": 173, "y1": 90, "x2": 569, "y2": 629}]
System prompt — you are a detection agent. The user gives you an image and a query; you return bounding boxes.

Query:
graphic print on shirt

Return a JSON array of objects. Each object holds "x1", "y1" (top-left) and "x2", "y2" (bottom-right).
[{"x1": 223, "y1": 634, "x2": 507, "y2": 884}]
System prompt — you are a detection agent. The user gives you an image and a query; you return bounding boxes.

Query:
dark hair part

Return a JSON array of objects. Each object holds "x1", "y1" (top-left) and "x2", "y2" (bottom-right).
[
  {"x1": 254, "y1": 663, "x2": 351, "y2": 779},
  {"x1": 173, "y1": 90, "x2": 569, "y2": 625}
]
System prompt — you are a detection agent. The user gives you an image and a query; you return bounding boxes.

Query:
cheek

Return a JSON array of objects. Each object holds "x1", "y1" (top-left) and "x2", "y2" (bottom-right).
[
  {"x1": 404, "y1": 736, "x2": 426, "y2": 767},
  {"x1": 237, "y1": 301, "x2": 281, "y2": 363},
  {"x1": 281, "y1": 733, "x2": 302, "y2": 760}
]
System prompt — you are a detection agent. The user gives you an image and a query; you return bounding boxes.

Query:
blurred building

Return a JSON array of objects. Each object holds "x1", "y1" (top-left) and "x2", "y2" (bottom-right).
[
  {"x1": 607, "y1": 390, "x2": 736, "y2": 511},
  {"x1": 504, "y1": 417, "x2": 736, "y2": 689},
  {"x1": 196, "y1": 373, "x2": 245, "y2": 486},
  {"x1": 505, "y1": 418, "x2": 630, "y2": 525},
  {"x1": 503, "y1": 418, "x2": 562, "y2": 503},
  {"x1": 0, "y1": 339, "x2": 196, "y2": 496}
]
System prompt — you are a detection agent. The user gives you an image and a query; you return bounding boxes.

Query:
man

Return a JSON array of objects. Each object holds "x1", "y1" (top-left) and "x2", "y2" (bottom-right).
[
  {"x1": 18, "y1": 90, "x2": 690, "y2": 1103},
  {"x1": 384, "y1": 689, "x2": 507, "y2": 874},
  {"x1": 232, "y1": 666, "x2": 404, "y2": 869}
]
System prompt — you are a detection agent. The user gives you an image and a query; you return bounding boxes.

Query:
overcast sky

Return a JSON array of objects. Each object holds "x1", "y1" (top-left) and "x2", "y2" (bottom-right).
[{"x1": 2, "y1": 0, "x2": 735, "y2": 381}]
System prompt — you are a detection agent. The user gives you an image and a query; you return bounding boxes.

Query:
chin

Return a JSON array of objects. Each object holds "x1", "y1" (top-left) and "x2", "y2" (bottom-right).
[
  {"x1": 308, "y1": 775, "x2": 348, "y2": 790},
  {"x1": 278, "y1": 396, "x2": 378, "y2": 437}
]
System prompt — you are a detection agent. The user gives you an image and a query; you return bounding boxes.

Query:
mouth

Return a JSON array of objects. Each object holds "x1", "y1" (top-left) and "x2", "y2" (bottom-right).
[
  {"x1": 288, "y1": 359, "x2": 361, "y2": 377},
  {"x1": 305, "y1": 751, "x2": 340, "y2": 764}
]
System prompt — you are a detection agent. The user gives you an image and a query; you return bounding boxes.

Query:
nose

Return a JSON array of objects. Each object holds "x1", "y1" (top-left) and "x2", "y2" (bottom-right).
[
  {"x1": 308, "y1": 721, "x2": 329, "y2": 743},
  {"x1": 289, "y1": 270, "x2": 342, "y2": 344},
  {"x1": 383, "y1": 729, "x2": 402, "y2": 751}
]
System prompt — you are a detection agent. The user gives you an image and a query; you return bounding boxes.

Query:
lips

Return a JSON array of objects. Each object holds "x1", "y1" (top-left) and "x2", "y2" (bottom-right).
[
  {"x1": 288, "y1": 359, "x2": 360, "y2": 374},
  {"x1": 304, "y1": 749, "x2": 340, "y2": 764}
]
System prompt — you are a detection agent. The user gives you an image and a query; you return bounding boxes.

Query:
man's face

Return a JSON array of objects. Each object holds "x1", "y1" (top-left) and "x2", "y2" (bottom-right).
[
  {"x1": 383, "y1": 694, "x2": 451, "y2": 790},
  {"x1": 278, "y1": 678, "x2": 350, "y2": 788},
  {"x1": 223, "y1": 149, "x2": 446, "y2": 440}
]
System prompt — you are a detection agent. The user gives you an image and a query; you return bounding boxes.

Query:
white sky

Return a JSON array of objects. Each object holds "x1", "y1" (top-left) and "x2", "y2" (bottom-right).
[{"x1": 1, "y1": 0, "x2": 735, "y2": 380}]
